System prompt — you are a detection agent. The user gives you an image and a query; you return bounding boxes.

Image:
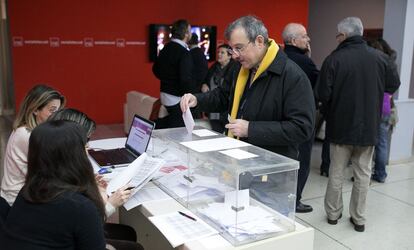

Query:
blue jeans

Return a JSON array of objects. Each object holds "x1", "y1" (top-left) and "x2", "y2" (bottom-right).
[{"x1": 373, "y1": 115, "x2": 390, "y2": 181}]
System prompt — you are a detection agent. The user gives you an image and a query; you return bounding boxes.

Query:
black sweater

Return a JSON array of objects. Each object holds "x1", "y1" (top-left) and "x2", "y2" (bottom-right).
[
  {"x1": 153, "y1": 41, "x2": 195, "y2": 96},
  {"x1": 0, "y1": 191, "x2": 106, "y2": 250}
]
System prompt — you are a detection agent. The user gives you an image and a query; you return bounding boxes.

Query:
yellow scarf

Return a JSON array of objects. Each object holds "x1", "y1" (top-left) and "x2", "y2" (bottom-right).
[{"x1": 228, "y1": 39, "x2": 279, "y2": 138}]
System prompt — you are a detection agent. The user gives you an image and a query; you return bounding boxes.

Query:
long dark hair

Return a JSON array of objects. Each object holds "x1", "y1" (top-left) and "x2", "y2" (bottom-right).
[
  {"x1": 22, "y1": 120, "x2": 105, "y2": 220},
  {"x1": 48, "y1": 108, "x2": 96, "y2": 138}
]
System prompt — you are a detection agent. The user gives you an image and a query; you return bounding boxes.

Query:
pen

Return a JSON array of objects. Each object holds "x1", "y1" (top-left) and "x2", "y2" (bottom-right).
[
  {"x1": 111, "y1": 186, "x2": 136, "y2": 194},
  {"x1": 178, "y1": 211, "x2": 197, "y2": 221}
]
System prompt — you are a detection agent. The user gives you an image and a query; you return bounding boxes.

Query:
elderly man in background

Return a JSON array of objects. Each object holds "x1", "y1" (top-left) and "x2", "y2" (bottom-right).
[
  {"x1": 316, "y1": 17, "x2": 400, "y2": 232},
  {"x1": 282, "y1": 23, "x2": 319, "y2": 213}
]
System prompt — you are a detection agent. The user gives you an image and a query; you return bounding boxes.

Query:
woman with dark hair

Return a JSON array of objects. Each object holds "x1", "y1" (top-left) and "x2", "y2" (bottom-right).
[
  {"x1": 368, "y1": 38, "x2": 399, "y2": 183},
  {"x1": 49, "y1": 108, "x2": 96, "y2": 138},
  {"x1": 48, "y1": 108, "x2": 143, "y2": 250},
  {"x1": 201, "y1": 44, "x2": 239, "y2": 133},
  {"x1": 1, "y1": 120, "x2": 107, "y2": 249},
  {"x1": 1, "y1": 84, "x2": 65, "y2": 205}
]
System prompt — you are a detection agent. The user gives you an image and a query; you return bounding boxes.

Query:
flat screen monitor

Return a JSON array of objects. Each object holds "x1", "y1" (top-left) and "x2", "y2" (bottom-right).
[{"x1": 149, "y1": 24, "x2": 217, "y2": 61}]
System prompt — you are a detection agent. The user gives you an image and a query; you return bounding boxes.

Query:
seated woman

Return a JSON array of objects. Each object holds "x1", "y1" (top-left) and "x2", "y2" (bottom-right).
[
  {"x1": 1, "y1": 120, "x2": 107, "y2": 249},
  {"x1": 49, "y1": 108, "x2": 143, "y2": 250},
  {"x1": 1, "y1": 84, "x2": 65, "y2": 205}
]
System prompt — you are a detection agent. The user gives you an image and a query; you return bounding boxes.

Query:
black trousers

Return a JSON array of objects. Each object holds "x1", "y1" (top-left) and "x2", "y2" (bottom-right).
[
  {"x1": 164, "y1": 103, "x2": 185, "y2": 128},
  {"x1": 297, "y1": 132, "x2": 314, "y2": 203}
]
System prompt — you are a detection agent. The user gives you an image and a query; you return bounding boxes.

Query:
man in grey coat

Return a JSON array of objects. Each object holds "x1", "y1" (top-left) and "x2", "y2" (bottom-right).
[{"x1": 315, "y1": 17, "x2": 400, "y2": 232}]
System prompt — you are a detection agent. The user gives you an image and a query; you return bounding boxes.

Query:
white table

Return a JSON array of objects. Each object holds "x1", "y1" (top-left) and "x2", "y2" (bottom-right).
[{"x1": 90, "y1": 138, "x2": 314, "y2": 250}]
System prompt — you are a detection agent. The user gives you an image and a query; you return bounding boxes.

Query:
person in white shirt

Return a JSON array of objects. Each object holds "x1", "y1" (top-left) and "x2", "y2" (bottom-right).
[{"x1": 0, "y1": 84, "x2": 65, "y2": 205}]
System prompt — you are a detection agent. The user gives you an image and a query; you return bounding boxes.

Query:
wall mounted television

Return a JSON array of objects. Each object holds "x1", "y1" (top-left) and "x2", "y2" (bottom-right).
[{"x1": 149, "y1": 24, "x2": 217, "y2": 62}]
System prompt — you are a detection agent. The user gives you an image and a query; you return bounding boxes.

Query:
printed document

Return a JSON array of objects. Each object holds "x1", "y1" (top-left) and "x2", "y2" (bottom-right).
[
  {"x1": 123, "y1": 184, "x2": 171, "y2": 210},
  {"x1": 148, "y1": 212, "x2": 218, "y2": 247},
  {"x1": 106, "y1": 153, "x2": 165, "y2": 196}
]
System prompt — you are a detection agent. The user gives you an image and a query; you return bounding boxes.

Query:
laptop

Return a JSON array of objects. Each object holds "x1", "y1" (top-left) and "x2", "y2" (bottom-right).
[{"x1": 88, "y1": 114, "x2": 155, "y2": 167}]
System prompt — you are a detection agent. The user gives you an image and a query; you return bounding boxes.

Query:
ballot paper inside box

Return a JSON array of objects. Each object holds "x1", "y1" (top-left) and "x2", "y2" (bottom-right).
[{"x1": 151, "y1": 126, "x2": 299, "y2": 246}]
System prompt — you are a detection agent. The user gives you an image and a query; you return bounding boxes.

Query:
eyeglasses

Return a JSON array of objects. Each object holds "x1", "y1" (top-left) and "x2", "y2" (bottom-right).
[{"x1": 228, "y1": 41, "x2": 252, "y2": 56}]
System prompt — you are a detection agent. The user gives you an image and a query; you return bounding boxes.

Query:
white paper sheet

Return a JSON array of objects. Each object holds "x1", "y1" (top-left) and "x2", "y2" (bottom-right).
[
  {"x1": 192, "y1": 129, "x2": 218, "y2": 137},
  {"x1": 106, "y1": 153, "x2": 165, "y2": 196},
  {"x1": 148, "y1": 212, "x2": 218, "y2": 248},
  {"x1": 182, "y1": 107, "x2": 195, "y2": 134},
  {"x1": 106, "y1": 153, "x2": 147, "y2": 195},
  {"x1": 123, "y1": 185, "x2": 171, "y2": 210},
  {"x1": 219, "y1": 148, "x2": 259, "y2": 160},
  {"x1": 180, "y1": 137, "x2": 250, "y2": 152}
]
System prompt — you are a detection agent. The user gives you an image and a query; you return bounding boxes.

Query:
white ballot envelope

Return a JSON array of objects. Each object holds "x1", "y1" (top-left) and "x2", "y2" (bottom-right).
[{"x1": 182, "y1": 107, "x2": 195, "y2": 134}]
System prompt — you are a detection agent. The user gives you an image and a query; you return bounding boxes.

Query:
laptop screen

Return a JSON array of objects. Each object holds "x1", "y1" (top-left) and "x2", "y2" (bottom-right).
[{"x1": 125, "y1": 115, "x2": 155, "y2": 156}]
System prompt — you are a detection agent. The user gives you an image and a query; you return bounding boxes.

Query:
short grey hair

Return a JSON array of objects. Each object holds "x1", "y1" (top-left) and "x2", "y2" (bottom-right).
[
  {"x1": 337, "y1": 17, "x2": 363, "y2": 37},
  {"x1": 282, "y1": 23, "x2": 304, "y2": 44},
  {"x1": 224, "y1": 15, "x2": 269, "y2": 44}
]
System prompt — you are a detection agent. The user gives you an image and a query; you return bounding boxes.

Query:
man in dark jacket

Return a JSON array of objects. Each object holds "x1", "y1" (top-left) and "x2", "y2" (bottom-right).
[
  {"x1": 181, "y1": 16, "x2": 315, "y2": 211},
  {"x1": 181, "y1": 15, "x2": 315, "y2": 159},
  {"x1": 188, "y1": 33, "x2": 208, "y2": 119},
  {"x1": 315, "y1": 17, "x2": 400, "y2": 232},
  {"x1": 152, "y1": 19, "x2": 193, "y2": 128},
  {"x1": 283, "y1": 23, "x2": 319, "y2": 213}
]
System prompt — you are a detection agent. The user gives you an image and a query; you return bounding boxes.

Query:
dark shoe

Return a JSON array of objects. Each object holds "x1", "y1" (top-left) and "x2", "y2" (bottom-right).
[
  {"x1": 327, "y1": 213, "x2": 342, "y2": 225},
  {"x1": 320, "y1": 169, "x2": 329, "y2": 177},
  {"x1": 296, "y1": 202, "x2": 313, "y2": 213},
  {"x1": 371, "y1": 175, "x2": 386, "y2": 183},
  {"x1": 350, "y1": 217, "x2": 365, "y2": 232},
  {"x1": 350, "y1": 177, "x2": 355, "y2": 182}
]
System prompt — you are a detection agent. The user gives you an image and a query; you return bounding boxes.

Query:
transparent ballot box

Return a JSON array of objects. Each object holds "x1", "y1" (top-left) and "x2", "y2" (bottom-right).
[{"x1": 150, "y1": 127, "x2": 299, "y2": 246}]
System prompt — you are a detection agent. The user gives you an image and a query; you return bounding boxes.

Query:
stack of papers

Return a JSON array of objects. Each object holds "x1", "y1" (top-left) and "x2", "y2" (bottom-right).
[
  {"x1": 149, "y1": 212, "x2": 218, "y2": 247},
  {"x1": 106, "y1": 153, "x2": 165, "y2": 197},
  {"x1": 156, "y1": 171, "x2": 232, "y2": 201},
  {"x1": 198, "y1": 202, "x2": 283, "y2": 237},
  {"x1": 123, "y1": 185, "x2": 171, "y2": 210}
]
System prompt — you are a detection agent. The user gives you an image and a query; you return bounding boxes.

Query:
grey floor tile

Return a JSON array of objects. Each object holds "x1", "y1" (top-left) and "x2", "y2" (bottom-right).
[{"x1": 371, "y1": 179, "x2": 414, "y2": 206}]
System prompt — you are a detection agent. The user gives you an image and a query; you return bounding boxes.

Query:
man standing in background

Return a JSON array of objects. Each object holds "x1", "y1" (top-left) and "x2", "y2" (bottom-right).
[
  {"x1": 282, "y1": 23, "x2": 319, "y2": 213},
  {"x1": 316, "y1": 17, "x2": 400, "y2": 232},
  {"x1": 153, "y1": 19, "x2": 193, "y2": 128}
]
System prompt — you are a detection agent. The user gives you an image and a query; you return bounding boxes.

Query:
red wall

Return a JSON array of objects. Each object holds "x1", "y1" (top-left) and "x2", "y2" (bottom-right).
[{"x1": 8, "y1": 0, "x2": 308, "y2": 124}]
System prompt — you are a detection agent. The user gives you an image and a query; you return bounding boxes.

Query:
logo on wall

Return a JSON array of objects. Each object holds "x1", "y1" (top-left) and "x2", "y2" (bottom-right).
[
  {"x1": 84, "y1": 38, "x2": 94, "y2": 47},
  {"x1": 49, "y1": 37, "x2": 60, "y2": 47},
  {"x1": 116, "y1": 38, "x2": 125, "y2": 48},
  {"x1": 13, "y1": 37, "x2": 24, "y2": 47},
  {"x1": 12, "y1": 36, "x2": 145, "y2": 48}
]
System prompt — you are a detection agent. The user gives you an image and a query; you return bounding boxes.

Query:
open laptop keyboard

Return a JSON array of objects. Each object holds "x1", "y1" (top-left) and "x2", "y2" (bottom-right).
[{"x1": 109, "y1": 148, "x2": 137, "y2": 164}]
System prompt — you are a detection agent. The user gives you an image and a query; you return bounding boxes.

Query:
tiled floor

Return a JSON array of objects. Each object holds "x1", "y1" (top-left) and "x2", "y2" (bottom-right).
[
  {"x1": 1, "y1": 120, "x2": 414, "y2": 250},
  {"x1": 299, "y1": 141, "x2": 414, "y2": 250}
]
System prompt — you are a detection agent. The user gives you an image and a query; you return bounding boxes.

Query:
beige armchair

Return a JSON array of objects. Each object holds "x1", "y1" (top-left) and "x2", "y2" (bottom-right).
[{"x1": 123, "y1": 91, "x2": 168, "y2": 133}]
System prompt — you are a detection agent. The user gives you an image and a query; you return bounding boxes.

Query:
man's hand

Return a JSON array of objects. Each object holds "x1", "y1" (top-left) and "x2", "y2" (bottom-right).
[
  {"x1": 180, "y1": 93, "x2": 198, "y2": 112},
  {"x1": 225, "y1": 119, "x2": 249, "y2": 138}
]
